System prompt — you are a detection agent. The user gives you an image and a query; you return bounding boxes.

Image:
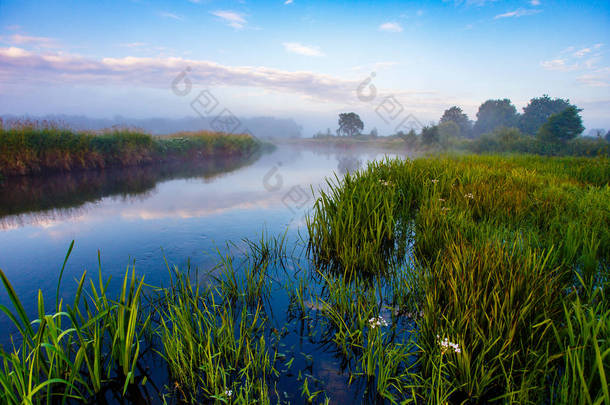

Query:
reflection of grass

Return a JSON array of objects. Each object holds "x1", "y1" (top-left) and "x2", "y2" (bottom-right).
[
  {"x1": 0, "y1": 120, "x2": 262, "y2": 177},
  {"x1": 0, "y1": 151, "x2": 263, "y2": 223}
]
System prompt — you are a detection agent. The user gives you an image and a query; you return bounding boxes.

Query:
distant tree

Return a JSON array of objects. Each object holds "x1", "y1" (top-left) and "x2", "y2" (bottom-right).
[
  {"x1": 494, "y1": 127, "x2": 523, "y2": 143},
  {"x1": 537, "y1": 106, "x2": 584, "y2": 142},
  {"x1": 397, "y1": 129, "x2": 418, "y2": 147},
  {"x1": 606, "y1": 130, "x2": 610, "y2": 142},
  {"x1": 337, "y1": 112, "x2": 364, "y2": 137},
  {"x1": 421, "y1": 125, "x2": 440, "y2": 145},
  {"x1": 588, "y1": 128, "x2": 606, "y2": 138},
  {"x1": 439, "y1": 106, "x2": 472, "y2": 138},
  {"x1": 326, "y1": 128, "x2": 333, "y2": 136},
  {"x1": 370, "y1": 127, "x2": 378, "y2": 137},
  {"x1": 519, "y1": 95, "x2": 573, "y2": 135},
  {"x1": 438, "y1": 121, "x2": 460, "y2": 139},
  {"x1": 473, "y1": 99, "x2": 519, "y2": 136}
]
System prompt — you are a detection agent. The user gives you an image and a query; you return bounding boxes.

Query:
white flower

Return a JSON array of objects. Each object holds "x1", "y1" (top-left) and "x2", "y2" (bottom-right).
[
  {"x1": 368, "y1": 316, "x2": 388, "y2": 329},
  {"x1": 437, "y1": 335, "x2": 461, "y2": 354},
  {"x1": 225, "y1": 389, "x2": 233, "y2": 397},
  {"x1": 464, "y1": 193, "x2": 474, "y2": 199},
  {"x1": 431, "y1": 179, "x2": 439, "y2": 184},
  {"x1": 379, "y1": 179, "x2": 392, "y2": 186}
]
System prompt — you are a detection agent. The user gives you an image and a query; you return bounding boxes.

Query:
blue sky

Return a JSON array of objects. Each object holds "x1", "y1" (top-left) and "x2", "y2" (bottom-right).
[{"x1": 0, "y1": 0, "x2": 609, "y2": 134}]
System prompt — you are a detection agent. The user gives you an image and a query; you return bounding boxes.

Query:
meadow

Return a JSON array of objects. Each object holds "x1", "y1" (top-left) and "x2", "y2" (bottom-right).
[
  {"x1": 0, "y1": 121, "x2": 262, "y2": 177},
  {"x1": 0, "y1": 154, "x2": 608, "y2": 404}
]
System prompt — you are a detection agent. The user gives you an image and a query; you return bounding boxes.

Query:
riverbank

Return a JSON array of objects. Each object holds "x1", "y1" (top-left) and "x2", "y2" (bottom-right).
[{"x1": 0, "y1": 122, "x2": 264, "y2": 177}]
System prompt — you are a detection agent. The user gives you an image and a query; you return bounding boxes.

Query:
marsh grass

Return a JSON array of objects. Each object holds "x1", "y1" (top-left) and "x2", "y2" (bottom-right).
[
  {"x1": 0, "y1": 120, "x2": 261, "y2": 177},
  {"x1": 306, "y1": 154, "x2": 609, "y2": 403}
]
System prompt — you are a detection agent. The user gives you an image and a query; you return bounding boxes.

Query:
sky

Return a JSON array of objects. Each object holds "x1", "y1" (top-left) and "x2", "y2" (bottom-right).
[{"x1": 0, "y1": 0, "x2": 609, "y2": 135}]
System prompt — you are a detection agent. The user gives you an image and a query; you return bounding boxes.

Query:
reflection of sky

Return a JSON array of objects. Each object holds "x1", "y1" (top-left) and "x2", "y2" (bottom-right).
[{"x1": 0, "y1": 146, "x2": 406, "y2": 332}]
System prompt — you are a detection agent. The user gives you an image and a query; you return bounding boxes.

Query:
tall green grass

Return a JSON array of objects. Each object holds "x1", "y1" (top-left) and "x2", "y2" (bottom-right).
[
  {"x1": 0, "y1": 121, "x2": 261, "y2": 177},
  {"x1": 306, "y1": 154, "x2": 609, "y2": 403}
]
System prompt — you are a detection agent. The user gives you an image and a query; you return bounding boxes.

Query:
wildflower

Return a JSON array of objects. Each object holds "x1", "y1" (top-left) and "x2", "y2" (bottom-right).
[
  {"x1": 464, "y1": 192, "x2": 474, "y2": 199},
  {"x1": 431, "y1": 179, "x2": 439, "y2": 184},
  {"x1": 438, "y1": 198, "x2": 445, "y2": 202},
  {"x1": 379, "y1": 179, "x2": 392, "y2": 186},
  {"x1": 441, "y1": 207, "x2": 450, "y2": 212},
  {"x1": 225, "y1": 389, "x2": 233, "y2": 397},
  {"x1": 368, "y1": 316, "x2": 388, "y2": 329},
  {"x1": 437, "y1": 335, "x2": 461, "y2": 354}
]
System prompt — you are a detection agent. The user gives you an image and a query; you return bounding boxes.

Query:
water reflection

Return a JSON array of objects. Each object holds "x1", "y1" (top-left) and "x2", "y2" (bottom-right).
[
  {"x1": 0, "y1": 153, "x2": 262, "y2": 229},
  {"x1": 0, "y1": 145, "x2": 411, "y2": 342}
]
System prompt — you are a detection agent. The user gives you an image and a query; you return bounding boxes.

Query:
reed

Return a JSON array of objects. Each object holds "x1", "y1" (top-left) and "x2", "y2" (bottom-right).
[
  {"x1": 306, "y1": 154, "x2": 609, "y2": 403},
  {"x1": 0, "y1": 120, "x2": 262, "y2": 177}
]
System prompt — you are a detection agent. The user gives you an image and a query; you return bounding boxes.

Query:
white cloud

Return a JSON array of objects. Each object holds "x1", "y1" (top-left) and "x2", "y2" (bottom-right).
[
  {"x1": 379, "y1": 22, "x2": 403, "y2": 32},
  {"x1": 541, "y1": 44, "x2": 609, "y2": 87},
  {"x1": 158, "y1": 12, "x2": 183, "y2": 21},
  {"x1": 0, "y1": 46, "x2": 358, "y2": 102},
  {"x1": 282, "y1": 42, "x2": 324, "y2": 57},
  {"x1": 577, "y1": 68, "x2": 610, "y2": 87},
  {"x1": 494, "y1": 8, "x2": 541, "y2": 19},
  {"x1": 574, "y1": 47, "x2": 592, "y2": 58},
  {"x1": 119, "y1": 42, "x2": 148, "y2": 48},
  {"x1": 210, "y1": 10, "x2": 247, "y2": 29},
  {"x1": 540, "y1": 58, "x2": 578, "y2": 72},
  {"x1": 530, "y1": 0, "x2": 540, "y2": 5},
  {"x1": 2, "y1": 34, "x2": 59, "y2": 48},
  {"x1": 284, "y1": 0, "x2": 294, "y2": 4}
]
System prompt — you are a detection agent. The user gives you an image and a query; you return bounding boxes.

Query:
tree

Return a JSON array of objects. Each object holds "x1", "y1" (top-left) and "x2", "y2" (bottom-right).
[
  {"x1": 337, "y1": 112, "x2": 364, "y2": 137},
  {"x1": 421, "y1": 125, "x2": 440, "y2": 145},
  {"x1": 606, "y1": 130, "x2": 610, "y2": 143},
  {"x1": 473, "y1": 99, "x2": 519, "y2": 136},
  {"x1": 537, "y1": 106, "x2": 584, "y2": 142},
  {"x1": 438, "y1": 121, "x2": 460, "y2": 139},
  {"x1": 439, "y1": 106, "x2": 472, "y2": 138},
  {"x1": 397, "y1": 129, "x2": 418, "y2": 147},
  {"x1": 370, "y1": 127, "x2": 378, "y2": 137},
  {"x1": 519, "y1": 95, "x2": 573, "y2": 135}
]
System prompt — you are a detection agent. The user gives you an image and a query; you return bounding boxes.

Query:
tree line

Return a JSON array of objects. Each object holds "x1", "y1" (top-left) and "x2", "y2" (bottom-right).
[{"x1": 321, "y1": 95, "x2": 610, "y2": 153}]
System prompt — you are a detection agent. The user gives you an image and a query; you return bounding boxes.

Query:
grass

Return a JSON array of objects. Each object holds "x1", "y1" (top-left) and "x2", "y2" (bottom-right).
[
  {"x1": 0, "y1": 154, "x2": 608, "y2": 404},
  {"x1": 0, "y1": 120, "x2": 262, "y2": 177},
  {"x1": 306, "y1": 154, "x2": 609, "y2": 403}
]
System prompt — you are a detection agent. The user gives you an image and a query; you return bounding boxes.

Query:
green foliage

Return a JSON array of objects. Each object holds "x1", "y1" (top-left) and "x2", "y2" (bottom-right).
[
  {"x1": 473, "y1": 99, "x2": 519, "y2": 137},
  {"x1": 337, "y1": 112, "x2": 364, "y2": 137},
  {"x1": 438, "y1": 121, "x2": 460, "y2": 145},
  {"x1": 0, "y1": 122, "x2": 261, "y2": 177},
  {"x1": 421, "y1": 125, "x2": 441, "y2": 146},
  {"x1": 519, "y1": 94, "x2": 574, "y2": 135},
  {"x1": 466, "y1": 126, "x2": 609, "y2": 157},
  {"x1": 306, "y1": 154, "x2": 609, "y2": 403},
  {"x1": 439, "y1": 106, "x2": 472, "y2": 138},
  {"x1": 538, "y1": 106, "x2": 585, "y2": 142}
]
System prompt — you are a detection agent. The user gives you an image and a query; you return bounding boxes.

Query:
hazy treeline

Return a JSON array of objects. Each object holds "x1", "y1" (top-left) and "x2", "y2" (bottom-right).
[
  {"x1": 317, "y1": 95, "x2": 609, "y2": 156},
  {"x1": 0, "y1": 114, "x2": 303, "y2": 138}
]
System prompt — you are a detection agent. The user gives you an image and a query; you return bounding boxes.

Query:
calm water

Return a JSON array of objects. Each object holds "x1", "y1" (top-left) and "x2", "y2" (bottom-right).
[{"x1": 0, "y1": 145, "x2": 411, "y2": 402}]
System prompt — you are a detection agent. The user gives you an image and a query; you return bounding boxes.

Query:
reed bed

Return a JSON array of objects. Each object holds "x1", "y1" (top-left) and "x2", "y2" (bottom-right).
[
  {"x1": 306, "y1": 154, "x2": 609, "y2": 403},
  {"x1": 0, "y1": 121, "x2": 261, "y2": 177}
]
